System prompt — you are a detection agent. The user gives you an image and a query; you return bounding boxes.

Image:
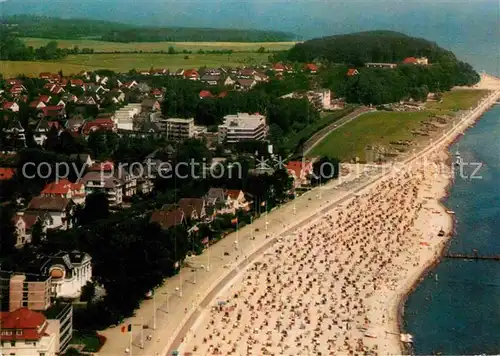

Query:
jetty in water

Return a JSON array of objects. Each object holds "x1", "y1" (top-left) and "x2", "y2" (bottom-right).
[{"x1": 444, "y1": 252, "x2": 500, "y2": 261}]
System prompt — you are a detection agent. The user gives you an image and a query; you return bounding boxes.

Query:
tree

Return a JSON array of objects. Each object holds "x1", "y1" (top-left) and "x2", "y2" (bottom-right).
[
  {"x1": 311, "y1": 156, "x2": 340, "y2": 185},
  {"x1": 0, "y1": 206, "x2": 17, "y2": 255},
  {"x1": 31, "y1": 219, "x2": 45, "y2": 245},
  {"x1": 80, "y1": 281, "x2": 96, "y2": 303},
  {"x1": 79, "y1": 192, "x2": 110, "y2": 225}
]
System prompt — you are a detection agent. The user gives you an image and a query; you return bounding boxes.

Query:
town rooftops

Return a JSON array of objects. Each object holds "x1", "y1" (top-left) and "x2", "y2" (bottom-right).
[
  {"x1": 199, "y1": 90, "x2": 214, "y2": 99},
  {"x1": 150, "y1": 208, "x2": 185, "y2": 229},
  {"x1": 0, "y1": 308, "x2": 47, "y2": 341},
  {"x1": 80, "y1": 171, "x2": 122, "y2": 188},
  {"x1": 178, "y1": 198, "x2": 206, "y2": 217},
  {"x1": 286, "y1": 160, "x2": 313, "y2": 179},
  {"x1": 403, "y1": 57, "x2": 417, "y2": 64},
  {"x1": 226, "y1": 189, "x2": 243, "y2": 200},
  {"x1": 221, "y1": 113, "x2": 266, "y2": 129},
  {"x1": 166, "y1": 117, "x2": 194, "y2": 124},
  {"x1": 27, "y1": 196, "x2": 72, "y2": 212},
  {"x1": 41, "y1": 179, "x2": 84, "y2": 196},
  {"x1": 0, "y1": 167, "x2": 15, "y2": 180}
]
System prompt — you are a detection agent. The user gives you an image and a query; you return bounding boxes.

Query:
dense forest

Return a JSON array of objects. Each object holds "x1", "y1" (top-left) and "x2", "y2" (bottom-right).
[
  {"x1": 272, "y1": 31, "x2": 480, "y2": 104},
  {"x1": 1, "y1": 15, "x2": 296, "y2": 42},
  {"x1": 277, "y1": 31, "x2": 457, "y2": 64}
]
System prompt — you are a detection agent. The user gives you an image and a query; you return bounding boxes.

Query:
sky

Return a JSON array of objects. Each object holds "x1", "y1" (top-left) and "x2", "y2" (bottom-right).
[{"x1": 1, "y1": 0, "x2": 499, "y2": 73}]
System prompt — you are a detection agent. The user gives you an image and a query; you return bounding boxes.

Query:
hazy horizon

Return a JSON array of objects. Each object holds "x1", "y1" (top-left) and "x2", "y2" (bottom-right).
[{"x1": 1, "y1": 0, "x2": 499, "y2": 74}]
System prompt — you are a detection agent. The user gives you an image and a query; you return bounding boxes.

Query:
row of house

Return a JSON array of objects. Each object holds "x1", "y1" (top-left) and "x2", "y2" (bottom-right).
[
  {"x1": 348, "y1": 57, "x2": 430, "y2": 76},
  {"x1": 150, "y1": 188, "x2": 250, "y2": 230}
]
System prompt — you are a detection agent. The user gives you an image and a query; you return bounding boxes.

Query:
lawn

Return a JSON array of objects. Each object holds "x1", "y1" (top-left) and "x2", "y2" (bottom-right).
[
  {"x1": 22, "y1": 37, "x2": 296, "y2": 53},
  {"x1": 69, "y1": 331, "x2": 105, "y2": 352},
  {"x1": 426, "y1": 89, "x2": 490, "y2": 112},
  {"x1": 0, "y1": 52, "x2": 271, "y2": 77},
  {"x1": 308, "y1": 111, "x2": 433, "y2": 162},
  {"x1": 281, "y1": 107, "x2": 355, "y2": 154}
]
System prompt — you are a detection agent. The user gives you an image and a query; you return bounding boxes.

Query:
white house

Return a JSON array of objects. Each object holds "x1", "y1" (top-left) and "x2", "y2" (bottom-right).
[
  {"x1": 80, "y1": 171, "x2": 123, "y2": 206},
  {"x1": 25, "y1": 196, "x2": 74, "y2": 230},
  {"x1": 114, "y1": 103, "x2": 142, "y2": 131},
  {"x1": 46, "y1": 251, "x2": 92, "y2": 299}
]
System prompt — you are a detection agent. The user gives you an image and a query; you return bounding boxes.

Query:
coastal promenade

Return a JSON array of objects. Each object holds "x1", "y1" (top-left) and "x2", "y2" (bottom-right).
[{"x1": 97, "y1": 77, "x2": 500, "y2": 356}]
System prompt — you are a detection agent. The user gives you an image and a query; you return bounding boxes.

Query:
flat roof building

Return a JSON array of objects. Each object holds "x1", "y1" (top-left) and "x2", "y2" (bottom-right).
[
  {"x1": 218, "y1": 113, "x2": 267, "y2": 144},
  {"x1": 166, "y1": 118, "x2": 195, "y2": 141}
]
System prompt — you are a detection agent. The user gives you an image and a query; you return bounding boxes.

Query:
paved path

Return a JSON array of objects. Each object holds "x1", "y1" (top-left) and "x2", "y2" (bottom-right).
[{"x1": 303, "y1": 106, "x2": 375, "y2": 156}]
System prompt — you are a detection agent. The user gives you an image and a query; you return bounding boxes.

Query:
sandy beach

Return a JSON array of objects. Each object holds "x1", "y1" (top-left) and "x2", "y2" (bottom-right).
[
  {"x1": 177, "y1": 150, "x2": 453, "y2": 355},
  {"x1": 97, "y1": 77, "x2": 500, "y2": 356}
]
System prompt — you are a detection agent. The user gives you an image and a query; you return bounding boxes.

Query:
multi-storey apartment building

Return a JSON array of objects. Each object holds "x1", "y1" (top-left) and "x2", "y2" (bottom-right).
[
  {"x1": 166, "y1": 118, "x2": 194, "y2": 141},
  {"x1": 218, "y1": 113, "x2": 267, "y2": 144}
]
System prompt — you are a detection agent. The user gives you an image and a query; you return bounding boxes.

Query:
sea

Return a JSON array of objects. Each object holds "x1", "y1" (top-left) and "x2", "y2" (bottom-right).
[{"x1": 403, "y1": 104, "x2": 500, "y2": 354}]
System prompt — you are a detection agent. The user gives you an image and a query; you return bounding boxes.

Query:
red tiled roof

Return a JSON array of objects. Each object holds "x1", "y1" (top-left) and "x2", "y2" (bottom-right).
[
  {"x1": 0, "y1": 167, "x2": 15, "y2": 180},
  {"x1": 89, "y1": 161, "x2": 114, "y2": 172},
  {"x1": 199, "y1": 90, "x2": 213, "y2": 98},
  {"x1": 41, "y1": 178, "x2": 83, "y2": 195},
  {"x1": 403, "y1": 57, "x2": 417, "y2": 64},
  {"x1": 39, "y1": 72, "x2": 53, "y2": 79},
  {"x1": 218, "y1": 91, "x2": 228, "y2": 98},
  {"x1": 29, "y1": 100, "x2": 44, "y2": 108},
  {"x1": 49, "y1": 85, "x2": 64, "y2": 94},
  {"x1": 2, "y1": 102, "x2": 15, "y2": 109},
  {"x1": 273, "y1": 63, "x2": 285, "y2": 70},
  {"x1": 178, "y1": 198, "x2": 205, "y2": 217},
  {"x1": 27, "y1": 196, "x2": 72, "y2": 211},
  {"x1": 0, "y1": 308, "x2": 47, "y2": 341},
  {"x1": 41, "y1": 105, "x2": 64, "y2": 118},
  {"x1": 9, "y1": 85, "x2": 24, "y2": 93},
  {"x1": 6, "y1": 78, "x2": 21, "y2": 86},
  {"x1": 183, "y1": 69, "x2": 199, "y2": 78},
  {"x1": 286, "y1": 161, "x2": 313, "y2": 179},
  {"x1": 226, "y1": 189, "x2": 242, "y2": 200},
  {"x1": 82, "y1": 118, "x2": 116, "y2": 135},
  {"x1": 38, "y1": 95, "x2": 51, "y2": 103},
  {"x1": 305, "y1": 63, "x2": 318, "y2": 71},
  {"x1": 151, "y1": 208, "x2": 185, "y2": 229},
  {"x1": 347, "y1": 68, "x2": 358, "y2": 76},
  {"x1": 70, "y1": 79, "x2": 84, "y2": 86}
]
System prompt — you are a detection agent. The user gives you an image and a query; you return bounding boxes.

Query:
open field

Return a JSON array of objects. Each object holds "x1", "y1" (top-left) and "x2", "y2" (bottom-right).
[
  {"x1": 0, "y1": 52, "x2": 271, "y2": 77},
  {"x1": 426, "y1": 89, "x2": 489, "y2": 112},
  {"x1": 308, "y1": 111, "x2": 432, "y2": 161},
  {"x1": 0, "y1": 60, "x2": 90, "y2": 77},
  {"x1": 21, "y1": 37, "x2": 297, "y2": 53}
]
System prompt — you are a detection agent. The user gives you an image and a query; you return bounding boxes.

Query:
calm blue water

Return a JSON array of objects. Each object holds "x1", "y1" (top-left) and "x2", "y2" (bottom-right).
[{"x1": 404, "y1": 104, "x2": 500, "y2": 354}]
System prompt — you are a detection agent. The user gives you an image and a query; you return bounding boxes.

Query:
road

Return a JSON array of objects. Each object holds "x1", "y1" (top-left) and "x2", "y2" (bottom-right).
[{"x1": 303, "y1": 106, "x2": 375, "y2": 156}]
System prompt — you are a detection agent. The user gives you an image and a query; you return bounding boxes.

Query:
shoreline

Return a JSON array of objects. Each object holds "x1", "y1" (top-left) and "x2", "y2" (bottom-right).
[{"x1": 394, "y1": 89, "x2": 500, "y2": 354}]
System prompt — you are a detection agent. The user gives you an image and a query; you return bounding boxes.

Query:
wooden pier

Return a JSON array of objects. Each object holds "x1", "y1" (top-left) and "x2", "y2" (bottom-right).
[{"x1": 444, "y1": 252, "x2": 500, "y2": 261}]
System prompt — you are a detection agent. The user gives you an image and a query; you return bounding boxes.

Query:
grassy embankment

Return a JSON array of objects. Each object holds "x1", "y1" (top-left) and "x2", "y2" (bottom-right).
[{"x1": 309, "y1": 90, "x2": 489, "y2": 161}]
